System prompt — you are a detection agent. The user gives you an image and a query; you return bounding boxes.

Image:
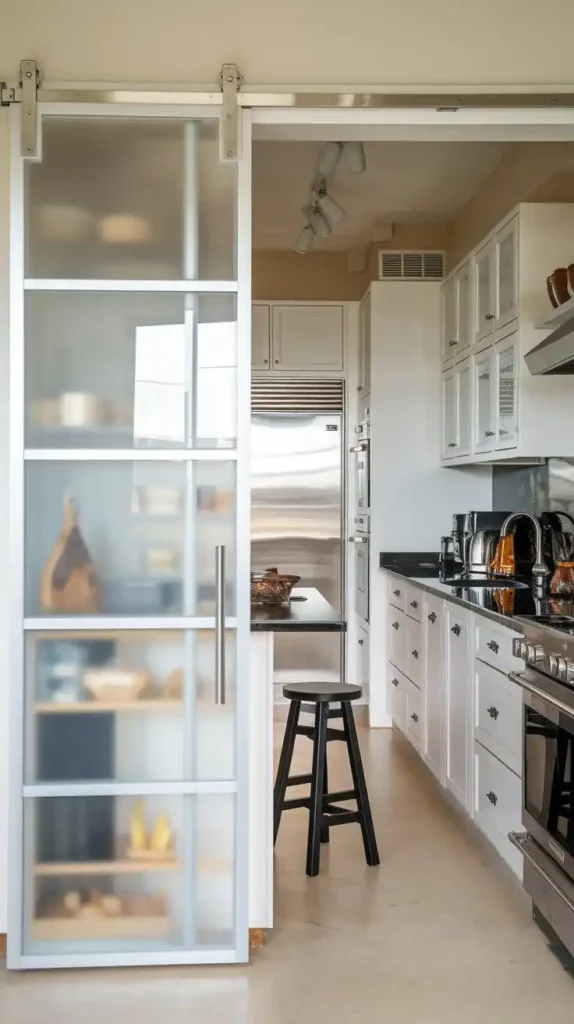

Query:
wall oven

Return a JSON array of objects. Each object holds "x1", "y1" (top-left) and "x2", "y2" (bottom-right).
[{"x1": 350, "y1": 420, "x2": 370, "y2": 511}]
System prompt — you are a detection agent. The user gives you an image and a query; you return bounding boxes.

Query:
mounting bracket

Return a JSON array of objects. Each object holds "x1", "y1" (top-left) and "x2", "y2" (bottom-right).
[{"x1": 219, "y1": 63, "x2": 242, "y2": 162}]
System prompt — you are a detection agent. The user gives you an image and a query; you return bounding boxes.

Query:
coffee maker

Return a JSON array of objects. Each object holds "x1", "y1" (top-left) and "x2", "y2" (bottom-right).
[{"x1": 441, "y1": 511, "x2": 513, "y2": 576}]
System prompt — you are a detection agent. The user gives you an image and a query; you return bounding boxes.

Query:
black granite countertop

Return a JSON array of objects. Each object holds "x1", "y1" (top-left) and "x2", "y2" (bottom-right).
[
  {"x1": 379, "y1": 554, "x2": 574, "y2": 629},
  {"x1": 251, "y1": 587, "x2": 346, "y2": 632}
]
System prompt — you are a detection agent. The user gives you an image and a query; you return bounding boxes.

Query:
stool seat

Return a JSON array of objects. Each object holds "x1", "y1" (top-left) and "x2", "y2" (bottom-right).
[{"x1": 282, "y1": 682, "x2": 363, "y2": 702}]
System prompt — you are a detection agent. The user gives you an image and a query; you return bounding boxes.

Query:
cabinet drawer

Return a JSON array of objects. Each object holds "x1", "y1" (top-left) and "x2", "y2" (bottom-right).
[
  {"x1": 475, "y1": 660, "x2": 522, "y2": 775},
  {"x1": 405, "y1": 584, "x2": 422, "y2": 622},
  {"x1": 389, "y1": 608, "x2": 406, "y2": 673},
  {"x1": 388, "y1": 577, "x2": 406, "y2": 612},
  {"x1": 405, "y1": 617, "x2": 422, "y2": 688},
  {"x1": 475, "y1": 617, "x2": 524, "y2": 675},
  {"x1": 389, "y1": 664, "x2": 408, "y2": 732},
  {"x1": 475, "y1": 741, "x2": 521, "y2": 840},
  {"x1": 405, "y1": 685, "x2": 422, "y2": 751}
]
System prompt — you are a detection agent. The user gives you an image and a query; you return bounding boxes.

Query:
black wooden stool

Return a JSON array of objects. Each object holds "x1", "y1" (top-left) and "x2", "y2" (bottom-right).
[{"x1": 273, "y1": 682, "x2": 380, "y2": 876}]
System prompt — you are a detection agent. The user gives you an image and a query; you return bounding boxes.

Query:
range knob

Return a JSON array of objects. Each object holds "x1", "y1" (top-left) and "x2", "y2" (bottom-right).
[
  {"x1": 526, "y1": 643, "x2": 545, "y2": 664},
  {"x1": 513, "y1": 638, "x2": 527, "y2": 660},
  {"x1": 549, "y1": 653, "x2": 559, "y2": 676},
  {"x1": 557, "y1": 657, "x2": 569, "y2": 683},
  {"x1": 567, "y1": 661, "x2": 574, "y2": 686}
]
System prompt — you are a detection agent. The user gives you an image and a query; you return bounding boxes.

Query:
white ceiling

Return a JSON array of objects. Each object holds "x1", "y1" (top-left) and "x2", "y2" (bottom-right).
[{"x1": 252, "y1": 141, "x2": 509, "y2": 250}]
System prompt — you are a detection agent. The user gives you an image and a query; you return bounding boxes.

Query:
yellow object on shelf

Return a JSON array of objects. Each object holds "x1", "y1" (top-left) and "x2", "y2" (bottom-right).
[
  {"x1": 150, "y1": 813, "x2": 172, "y2": 855},
  {"x1": 129, "y1": 802, "x2": 147, "y2": 854}
]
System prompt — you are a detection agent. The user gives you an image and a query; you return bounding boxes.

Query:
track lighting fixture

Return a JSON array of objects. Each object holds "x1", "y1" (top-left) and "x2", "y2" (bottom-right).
[
  {"x1": 294, "y1": 224, "x2": 315, "y2": 254},
  {"x1": 345, "y1": 141, "x2": 367, "y2": 174},
  {"x1": 307, "y1": 204, "x2": 332, "y2": 238},
  {"x1": 314, "y1": 180, "x2": 346, "y2": 225},
  {"x1": 318, "y1": 141, "x2": 343, "y2": 177}
]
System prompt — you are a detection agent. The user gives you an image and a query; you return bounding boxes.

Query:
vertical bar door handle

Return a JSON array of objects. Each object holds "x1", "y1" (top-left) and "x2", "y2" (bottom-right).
[{"x1": 215, "y1": 545, "x2": 226, "y2": 705}]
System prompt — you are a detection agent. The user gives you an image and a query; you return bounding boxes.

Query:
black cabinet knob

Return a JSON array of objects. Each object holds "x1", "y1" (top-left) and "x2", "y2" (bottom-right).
[
  {"x1": 428, "y1": 611, "x2": 437, "y2": 624},
  {"x1": 410, "y1": 600, "x2": 418, "y2": 609},
  {"x1": 393, "y1": 589, "x2": 401, "y2": 597},
  {"x1": 392, "y1": 621, "x2": 399, "y2": 630},
  {"x1": 451, "y1": 624, "x2": 461, "y2": 636},
  {"x1": 358, "y1": 638, "x2": 364, "y2": 646},
  {"x1": 391, "y1": 678, "x2": 399, "y2": 687},
  {"x1": 411, "y1": 649, "x2": 419, "y2": 659},
  {"x1": 487, "y1": 640, "x2": 500, "y2": 654},
  {"x1": 487, "y1": 791, "x2": 498, "y2": 806},
  {"x1": 487, "y1": 706, "x2": 499, "y2": 720},
  {"x1": 410, "y1": 713, "x2": 419, "y2": 723}
]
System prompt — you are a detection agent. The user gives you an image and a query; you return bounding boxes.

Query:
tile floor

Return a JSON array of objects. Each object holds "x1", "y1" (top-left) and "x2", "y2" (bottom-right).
[{"x1": 1, "y1": 726, "x2": 573, "y2": 1023}]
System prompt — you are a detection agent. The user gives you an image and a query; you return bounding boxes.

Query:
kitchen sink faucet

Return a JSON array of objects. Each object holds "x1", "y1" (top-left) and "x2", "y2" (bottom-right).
[{"x1": 500, "y1": 512, "x2": 549, "y2": 595}]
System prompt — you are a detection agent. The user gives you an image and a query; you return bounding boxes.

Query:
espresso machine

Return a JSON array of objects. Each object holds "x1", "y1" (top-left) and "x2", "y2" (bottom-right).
[{"x1": 440, "y1": 511, "x2": 513, "y2": 577}]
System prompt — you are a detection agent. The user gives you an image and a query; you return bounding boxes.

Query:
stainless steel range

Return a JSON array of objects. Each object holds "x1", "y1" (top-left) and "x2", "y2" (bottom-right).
[{"x1": 509, "y1": 614, "x2": 574, "y2": 961}]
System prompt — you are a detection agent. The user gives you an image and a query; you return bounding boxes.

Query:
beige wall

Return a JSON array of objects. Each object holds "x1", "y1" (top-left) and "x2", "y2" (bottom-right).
[
  {"x1": 449, "y1": 143, "x2": 574, "y2": 267},
  {"x1": 254, "y1": 223, "x2": 451, "y2": 300},
  {"x1": 2, "y1": 0, "x2": 574, "y2": 85}
]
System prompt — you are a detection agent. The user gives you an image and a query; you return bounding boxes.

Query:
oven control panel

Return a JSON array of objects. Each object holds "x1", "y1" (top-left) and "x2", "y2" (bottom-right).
[{"x1": 513, "y1": 637, "x2": 574, "y2": 685}]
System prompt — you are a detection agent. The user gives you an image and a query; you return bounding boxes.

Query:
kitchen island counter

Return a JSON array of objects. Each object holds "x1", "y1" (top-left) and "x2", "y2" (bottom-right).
[{"x1": 251, "y1": 587, "x2": 345, "y2": 632}]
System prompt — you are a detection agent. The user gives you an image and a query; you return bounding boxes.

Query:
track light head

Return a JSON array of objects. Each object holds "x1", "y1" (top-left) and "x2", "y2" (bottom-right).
[
  {"x1": 318, "y1": 142, "x2": 343, "y2": 178},
  {"x1": 294, "y1": 224, "x2": 315, "y2": 254},
  {"x1": 307, "y1": 204, "x2": 332, "y2": 238},
  {"x1": 314, "y1": 181, "x2": 346, "y2": 226},
  {"x1": 345, "y1": 142, "x2": 367, "y2": 174}
]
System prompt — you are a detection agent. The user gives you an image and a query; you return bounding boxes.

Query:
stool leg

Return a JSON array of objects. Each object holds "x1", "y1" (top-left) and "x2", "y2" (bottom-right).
[
  {"x1": 273, "y1": 700, "x2": 301, "y2": 844},
  {"x1": 341, "y1": 702, "x2": 380, "y2": 867},
  {"x1": 306, "y1": 702, "x2": 329, "y2": 876},
  {"x1": 321, "y1": 757, "x2": 330, "y2": 844}
]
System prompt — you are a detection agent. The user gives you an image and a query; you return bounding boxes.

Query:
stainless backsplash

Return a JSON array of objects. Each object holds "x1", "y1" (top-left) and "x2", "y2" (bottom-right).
[{"x1": 492, "y1": 460, "x2": 574, "y2": 515}]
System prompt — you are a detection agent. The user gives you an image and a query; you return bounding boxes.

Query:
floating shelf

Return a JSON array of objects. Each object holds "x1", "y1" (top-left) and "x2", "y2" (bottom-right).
[
  {"x1": 536, "y1": 295, "x2": 574, "y2": 329},
  {"x1": 34, "y1": 857, "x2": 180, "y2": 877},
  {"x1": 34, "y1": 699, "x2": 183, "y2": 715},
  {"x1": 32, "y1": 915, "x2": 171, "y2": 942}
]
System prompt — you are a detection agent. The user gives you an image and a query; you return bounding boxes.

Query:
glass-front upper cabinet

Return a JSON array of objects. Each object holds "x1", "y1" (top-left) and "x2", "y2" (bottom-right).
[{"x1": 11, "y1": 104, "x2": 250, "y2": 970}]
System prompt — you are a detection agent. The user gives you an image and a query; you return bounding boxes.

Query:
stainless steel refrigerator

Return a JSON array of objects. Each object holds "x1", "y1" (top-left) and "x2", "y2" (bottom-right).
[{"x1": 251, "y1": 395, "x2": 345, "y2": 682}]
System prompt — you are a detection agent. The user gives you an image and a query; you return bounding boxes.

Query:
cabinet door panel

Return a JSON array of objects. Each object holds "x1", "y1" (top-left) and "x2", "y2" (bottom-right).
[
  {"x1": 446, "y1": 605, "x2": 471, "y2": 811},
  {"x1": 423, "y1": 595, "x2": 445, "y2": 783},
  {"x1": 441, "y1": 369, "x2": 457, "y2": 459},
  {"x1": 389, "y1": 610, "x2": 405, "y2": 675},
  {"x1": 455, "y1": 262, "x2": 471, "y2": 354},
  {"x1": 252, "y1": 305, "x2": 270, "y2": 370},
  {"x1": 272, "y1": 305, "x2": 344, "y2": 372},
  {"x1": 495, "y1": 217, "x2": 518, "y2": 332},
  {"x1": 473, "y1": 348, "x2": 495, "y2": 452},
  {"x1": 456, "y1": 358, "x2": 472, "y2": 456},
  {"x1": 474, "y1": 239, "x2": 495, "y2": 344},
  {"x1": 495, "y1": 331, "x2": 518, "y2": 449},
  {"x1": 441, "y1": 278, "x2": 457, "y2": 362}
]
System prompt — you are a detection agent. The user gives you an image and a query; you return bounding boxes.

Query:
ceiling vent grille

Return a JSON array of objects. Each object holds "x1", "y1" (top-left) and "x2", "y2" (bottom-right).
[{"x1": 378, "y1": 250, "x2": 445, "y2": 281}]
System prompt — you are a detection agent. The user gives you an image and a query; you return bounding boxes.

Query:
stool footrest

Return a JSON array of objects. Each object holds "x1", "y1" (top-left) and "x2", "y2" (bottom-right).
[
  {"x1": 286, "y1": 773, "x2": 313, "y2": 787},
  {"x1": 323, "y1": 809, "x2": 361, "y2": 825},
  {"x1": 325, "y1": 789, "x2": 357, "y2": 803},
  {"x1": 283, "y1": 797, "x2": 310, "y2": 811},
  {"x1": 296, "y1": 725, "x2": 346, "y2": 742}
]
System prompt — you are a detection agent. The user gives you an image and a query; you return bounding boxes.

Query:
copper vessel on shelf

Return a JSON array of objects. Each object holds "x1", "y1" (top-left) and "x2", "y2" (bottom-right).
[{"x1": 250, "y1": 568, "x2": 301, "y2": 605}]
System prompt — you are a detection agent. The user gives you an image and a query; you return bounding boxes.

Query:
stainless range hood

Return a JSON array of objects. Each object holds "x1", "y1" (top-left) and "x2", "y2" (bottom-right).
[{"x1": 526, "y1": 313, "x2": 574, "y2": 375}]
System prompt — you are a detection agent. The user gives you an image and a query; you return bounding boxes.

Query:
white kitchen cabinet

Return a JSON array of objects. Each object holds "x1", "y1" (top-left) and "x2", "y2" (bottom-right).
[
  {"x1": 456, "y1": 358, "x2": 472, "y2": 456},
  {"x1": 494, "y1": 330, "x2": 518, "y2": 449},
  {"x1": 473, "y1": 346, "x2": 495, "y2": 453},
  {"x1": 455, "y1": 261, "x2": 472, "y2": 355},
  {"x1": 474, "y1": 659, "x2": 522, "y2": 776},
  {"x1": 271, "y1": 305, "x2": 344, "y2": 372},
  {"x1": 252, "y1": 304, "x2": 271, "y2": 369},
  {"x1": 441, "y1": 368, "x2": 457, "y2": 458},
  {"x1": 445, "y1": 604, "x2": 471, "y2": 811},
  {"x1": 495, "y1": 215, "x2": 518, "y2": 333},
  {"x1": 423, "y1": 593, "x2": 445, "y2": 784},
  {"x1": 441, "y1": 276, "x2": 458, "y2": 363},
  {"x1": 474, "y1": 741, "x2": 523, "y2": 879},
  {"x1": 389, "y1": 609, "x2": 405, "y2": 675},
  {"x1": 358, "y1": 293, "x2": 371, "y2": 397},
  {"x1": 390, "y1": 664, "x2": 408, "y2": 733},
  {"x1": 473, "y1": 238, "x2": 496, "y2": 346},
  {"x1": 405, "y1": 685, "x2": 422, "y2": 752}
]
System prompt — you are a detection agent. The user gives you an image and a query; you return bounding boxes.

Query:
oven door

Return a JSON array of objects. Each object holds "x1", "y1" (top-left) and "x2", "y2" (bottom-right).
[
  {"x1": 350, "y1": 435, "x2": 370, "y2": 510},
  {"x1": 521, "y1": 677, "x2": 574, "y2": 880},
  {"x1": 354, "y1": 529, "x2": 369, "y2": 623}
]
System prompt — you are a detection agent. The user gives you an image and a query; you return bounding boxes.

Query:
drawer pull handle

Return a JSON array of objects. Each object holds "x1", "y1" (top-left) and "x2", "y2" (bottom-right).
[
  {"x1": 358, "y1": 638, "x2": 364, "y2": 646},
  {"x1": 447, "y1": 442, "x2": 457, "y2": 448},
  {"x1": 410, "y1": 599, "x2": 418, "y2": 609},
  {"x1": 484, "y1": 430, "x2": 495, "y2": 437},
  {"x1": 449, "y1": 339, "x2": 458, "y2": 347},
  {"x1": 411, "y1": 649, "x2": 419, "y2": 659},
  {"x1": 392, "y1": 621, "x2": 400, "y2": 630},
  {"x1": 487, "y1": 706, "x2": 499, "y2": 720},
  {"x1": 486, "y1": 791, "x2": 498, "y2": 806},
  {"x1": 487, "y1": 640, "x2": 500, "y2": 654},
  {"x1": 451, "y1": 624, "x2": 461, "y2": 637},
  {"x1": 391, "y1": 678, "x2": 399, "y2": 687},
  {"x1": 428, "y1": 611, "x2": 437, "y2": 624},
  {"x1": 410, "y1": 713, "x2": 419, "y2": 723},
  {"x1": 393, "y1": 589, "x2": 401, "y2": 597},
  {"x1": 484, "y1": 313, "x2": 495, "y2": 321}
]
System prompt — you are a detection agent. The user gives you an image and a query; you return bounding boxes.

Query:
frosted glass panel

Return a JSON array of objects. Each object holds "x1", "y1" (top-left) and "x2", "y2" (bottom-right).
[
  {"x1": 25, "y1": 117, "x2": 236, "y2": 279},
  {"x1": 25, "y1": 292, "x2": 237, "y2": 449},
  {"x1": 24, "y1": 461, "x2": 236, "y2": 616},
  {"x1": 25, "y1": 630, "x2": 236, "y2": 784},
  {"x1": 24, "y1": 794, "x2": 235, "y2": 955}
]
